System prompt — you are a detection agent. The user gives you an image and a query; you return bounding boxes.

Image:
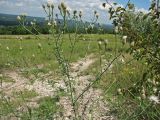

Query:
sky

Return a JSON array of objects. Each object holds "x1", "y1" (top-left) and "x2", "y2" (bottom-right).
[{"x1": 0, "y1": 0, "x2": 151, "y2": 24}]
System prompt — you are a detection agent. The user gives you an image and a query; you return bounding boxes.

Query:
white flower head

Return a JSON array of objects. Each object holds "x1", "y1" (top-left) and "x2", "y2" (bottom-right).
[
  {"x1": 104, "y1": 39, "x2": 108, "y2": 44},
  {"x1": 98, "y1": 41, "x2": 102, "y2": 45},
  {"x1": 6, "y1": 46, "x2": 9, "y2": 51},
  {"x1": 95, "y1": 13, "x2": 99, "y2": 18},
  {"x1": 53, "y1": 20, "x2": 57, "y2": 26},
  {"x1": 153, "y1": 87, "x2": 157, "y2": 93},
  {"x1": 32, "y1": 54, "x2": 35, "y2": 58},
  {"x1": 17, "y1": 16, "x2": 21, "y2": 21},
  {"x1": 38, "y1": 43, "x2": 42, "y2": 49},
  {"x1": 123, "y1": 36, "x2": 127, "y2": 40},
  {"x1": 117, "y1": 88, "x2": 122, "y2": 95},
  {"x1": 47, "y1": 0, "x2": 53, "y2": 7},
  {"x1": 115, "y1": 26, "x2": 119, "y2": 33},
  {"x1": 120, "y1": 58, "x2": 125, "y2": 63},
  {"x1": 149, "y1": 95, "x2": 160, "y2": 104},
  {"x1": 48, "y1": 22, "x2": 52, "y2": 26},
  {"x1": 31, "y1": 21, "x2": 35, "y2": 25}
]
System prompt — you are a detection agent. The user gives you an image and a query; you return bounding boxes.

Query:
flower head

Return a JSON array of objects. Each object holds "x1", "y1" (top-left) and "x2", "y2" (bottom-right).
[
  {"x1": 117, "y1": 88, "x2": 122, "y2": 95},
  {"x1": 48, "y1": 22, "x2": 52, "y2": 26},
  {"x1": 149, "y1": 95, "x2": 160, "y2": 104},
  {"x1": 123, "y1": 36, "x2": 127, "y2": 40},
  {"x1": 17, "y1": 16, "x2": 21, "y2": 21},
  {"x1": 79, "y1": 11, "x2": 83, "y2": 18},
  {"x1": 61, "y1": 2, "x2": 67, "y2": 10},
  {"x1": 94, "y1": 10, "x2": 97, "y2": 15},
  {"x1": 38, "y1": 43, "x2": 42, "y2": 49},
  {"x1": 42, "y1": 4, "x2": 45, "y2": 9},
  {"x1": 73, "y1": 10, "x2": 77, "y2": 15},
  {"x1": 114, "y1": 26, "x2": 118, "y2": 33},
  {"x1": 104, "y1": 39, "x2": 108, "y2": 44},
  {"x1": 95, "y1": 13, "x2": 99, "y2": 19},
  {"x1": 47, "y1": 0, "x2": 53, "y2": 8},
  {"x1": 6, "y1": 46, "x2": 10, "y2": 51},
  {"x1": 32, "y1": 54, "x2": 35, "y2": 58}
]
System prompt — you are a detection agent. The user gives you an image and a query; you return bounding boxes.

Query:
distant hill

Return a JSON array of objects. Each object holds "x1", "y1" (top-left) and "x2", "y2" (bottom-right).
[
  {"x1": 0, "y1": 13, "x2": 113, "y2": 34},
  {"x1": 0, "y1": 13, "x2": 45, "y2": 26}
]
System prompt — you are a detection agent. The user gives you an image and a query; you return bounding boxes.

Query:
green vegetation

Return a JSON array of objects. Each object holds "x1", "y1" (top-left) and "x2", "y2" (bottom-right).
[{"x1": 0, "y1": 0, "x2": 160, "y2": 119}]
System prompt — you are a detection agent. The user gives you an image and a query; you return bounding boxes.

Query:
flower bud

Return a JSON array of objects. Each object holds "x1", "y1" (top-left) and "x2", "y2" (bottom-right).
[
  {"x1": 79, "y1": 11, "x2": 82, "y2": 18},
  {"x1": 42, "y1": 4, "x2": 45, "y2": 9},
  {"x1": 102, "y1": 3, "x2": 106, "y2": 8},
  {"x1": 73, "y1": 10, "x2": 77, "y2": 15},
  {"x1": 61, "y1": 2, "x2": 67, "y2": 9},
  {"x1": 51, "y1": 4, "x2": 54, "y2": 9},
  {"x1": 19, "y1": 47, "x2": 23, "y2": 51},
  {"x1": 58, "y1": 5, "x2": 61, "y2": 10},
  {"x1": 94, "y1": 10, "x2": 97, "y2": 15},
  {"x1": 95, "y1": 13, "x2": 99, "y2": 19}
]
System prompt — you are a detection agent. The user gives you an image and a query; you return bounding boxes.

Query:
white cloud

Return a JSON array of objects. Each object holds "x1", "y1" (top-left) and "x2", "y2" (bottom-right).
[
  {"x1": 135, "y1": 7, "x2": 148, "y2": 13},
  {"x1": 0, "y1": 0, "x2": 112, "y2": 23}
]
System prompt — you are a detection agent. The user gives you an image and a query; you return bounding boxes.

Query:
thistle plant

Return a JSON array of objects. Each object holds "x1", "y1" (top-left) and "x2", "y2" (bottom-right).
[
  {"x1": 102, "y1": 0, "x2": 160, "y2": 119},
  {"x1": 15, "y1": 1, "x2": 122, "y2": 119}
]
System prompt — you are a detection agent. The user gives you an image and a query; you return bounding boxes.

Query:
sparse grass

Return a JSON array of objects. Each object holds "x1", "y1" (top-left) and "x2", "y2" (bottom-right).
[
  {"x1": 1, "y1": 34, "x2": 158, "y2": 119},
  {"x1": 0, "y1": 34, "x2": 121, "y2": 70},
  {"x1": 20, "y1": 96, "x2": 60, "y2": 120}
]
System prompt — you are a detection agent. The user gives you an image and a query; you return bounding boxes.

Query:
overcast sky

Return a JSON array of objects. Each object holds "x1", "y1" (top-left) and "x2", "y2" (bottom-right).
[{"x1": 0, "y1": 0, "x2": 151, "y2": 24}]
